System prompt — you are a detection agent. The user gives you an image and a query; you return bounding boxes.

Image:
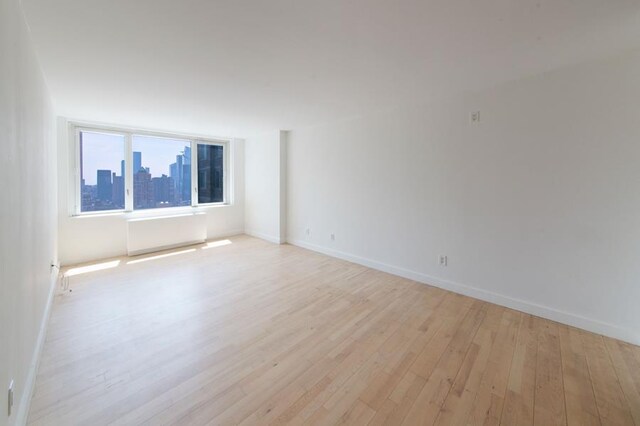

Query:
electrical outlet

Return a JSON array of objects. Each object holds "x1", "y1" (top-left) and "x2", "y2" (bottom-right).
[
  {"x1": 439, "y1": 255, "x2": 448, "y2": 266},
  {"x1": 305, "y1": 228, "x2": 311, "y2": 236},
  {"x1": 8, "y1": 380, "x2": 14, "y2": 416},
  {"x1": 330, "y1": 233, "x2": 335, "y2": 241},
  {"x1": 470, "y1": 111, "x2": 480, "y2": 124}
]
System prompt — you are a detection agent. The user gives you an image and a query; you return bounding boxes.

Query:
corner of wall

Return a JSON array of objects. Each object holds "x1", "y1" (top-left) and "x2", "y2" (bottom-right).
[{"x1": 244, "y1": 130, "x2": 288, "y2": 244}]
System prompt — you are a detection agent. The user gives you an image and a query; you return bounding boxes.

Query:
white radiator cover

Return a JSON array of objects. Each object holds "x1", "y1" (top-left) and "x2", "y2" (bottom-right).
[{"x1": 127, "y1": 213, "x2": 207, "y2": 256}]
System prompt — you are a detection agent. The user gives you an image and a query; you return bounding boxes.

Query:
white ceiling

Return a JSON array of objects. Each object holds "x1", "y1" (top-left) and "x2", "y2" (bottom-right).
[{"x1": 21, "y1": 0, "x2": 640, "y2": 137}]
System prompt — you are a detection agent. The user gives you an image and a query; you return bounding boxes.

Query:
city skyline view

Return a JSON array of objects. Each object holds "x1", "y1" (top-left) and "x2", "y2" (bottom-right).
[
  {"x1": 80, "y1": 132, "x2": 191, "y2": 185},
  {"x1": 80, "y1": 131, "x2": 196, "y2": 212}
]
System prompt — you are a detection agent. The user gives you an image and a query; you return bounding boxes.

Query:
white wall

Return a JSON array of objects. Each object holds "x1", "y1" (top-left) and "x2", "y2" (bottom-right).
[
  {"x1": 244, "y1": 131, "x2": 287, "y2": 243},
  {"x1": 57, "y1": 119, "x2": 245, "y2": 265},
  {"x1": 287, "y1": 50, "x2": 640, "y2": 345},
  {"x1": 0, "y1": 0, "x2": 58, "y2": 424}
]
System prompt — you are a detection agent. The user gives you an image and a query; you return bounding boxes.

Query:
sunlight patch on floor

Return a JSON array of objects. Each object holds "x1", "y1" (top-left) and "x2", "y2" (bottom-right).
[
  {"x1": 65, "y1": 260, "x2": 121, "y2": 276},
  {"x1": 202, "y1": 239, "x2": 232, "y2": 249}
]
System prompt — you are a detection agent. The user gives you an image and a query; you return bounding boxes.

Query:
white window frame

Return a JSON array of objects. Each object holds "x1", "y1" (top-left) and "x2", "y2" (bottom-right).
[{"x1": 72, "y1": 122, "x2": 231, "y2": 216}]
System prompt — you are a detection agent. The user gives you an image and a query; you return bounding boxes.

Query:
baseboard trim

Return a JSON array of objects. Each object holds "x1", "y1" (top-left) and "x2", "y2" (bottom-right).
[
  {"x1": 15, "y1": 270, "x2": 59, "y2": 425},
  {"x1": 288, "y1": 239, "x2": 639, "y2": 345},
  {"x1": 245, "y1": 229, "x2": 284, "y2": 244},
  {"x1": 128, "y1": 239, "x2": 206, "y2": 256}
]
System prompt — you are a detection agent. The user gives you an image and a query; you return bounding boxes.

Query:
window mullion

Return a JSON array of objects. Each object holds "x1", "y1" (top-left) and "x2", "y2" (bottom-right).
[
  {"x1": 124, "y1": 133, "x2": 133, "y2": 211},
  {"x1": 75, "y1": 128, "x2": 82, "y2": 214},
  {"x1": 226, "y1": 141, "x2": 230, "y2": 204},
  {"x1": 191, "y1": 140, "x2": 198, "y2": 207}
]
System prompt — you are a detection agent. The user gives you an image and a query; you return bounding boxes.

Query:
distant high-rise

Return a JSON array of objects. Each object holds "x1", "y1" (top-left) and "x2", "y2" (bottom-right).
[
  {"x1": 181, "y1": 164, "x2": 191, "y2": 203},
  {"x1": 197, "y1": 144, "x2": 223, "y2": 203},
  {"x1": 96, "y1": 170, "x2": 112, "y2": 201},
  {"x1": 133, "y1": 169, "x2": 153, "y2": 209},
  {"x1": 152, "y1": 175, "x2": 175, "y2": 204},
  {"x1": 169, "y1": 146, "x2": 191, "y2": 205},
  {"x1": 183, "y1": 146, "x2": 191, "y2": 165},
  {"x1": 112, "y1": 173, "x2": 125, "y2": 207},
  {"x1": 133, "y1": 151, "x2": 142, "y2": 173},
  {"x1": 175, "y1": 154, "x2": 184, "y2": 200},
  {"x1": 170, "y1": 162, "x2": 178, "y2": 182}
]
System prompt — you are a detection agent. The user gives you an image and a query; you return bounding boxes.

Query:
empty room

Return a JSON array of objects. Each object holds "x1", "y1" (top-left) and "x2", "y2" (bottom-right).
[{"x1": 2, "y1": 0, "x2": 640, "y2": 425}]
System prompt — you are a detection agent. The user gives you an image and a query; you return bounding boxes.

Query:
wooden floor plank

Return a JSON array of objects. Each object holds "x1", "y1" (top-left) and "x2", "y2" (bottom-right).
[
  {"x1": 434, "y1": 305, "x2": 507, "y2": 425},
  {"x1": 463, "y1": 308, "x2": 520, "y2": 426},
  {"x1": 401, "y1": 300, "x2": 489, "y2": 425},
  {"x1": 603, "y1": 338, "x2": 640, "y2": 425},
  {"x1": 558, "y1": 326, "x2": 600, "y2": 426},
  {"x1": 500, "y1": 313, "x2": 538, "y2": 426},
  {"x1": 582, "y1": 331, "x2": 635, "y2": 426},
  {"x1": 533, "y1": 318, "x2": 567, "y2": 426}
]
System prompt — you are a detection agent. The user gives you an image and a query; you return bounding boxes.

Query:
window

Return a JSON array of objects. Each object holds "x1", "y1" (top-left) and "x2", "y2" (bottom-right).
[
  {"x1": 75, "y1": 126, "x2": 229, "y2": 215},
  {"x1": 79, "y1": 131, "x2": 126, "y2": 213}
]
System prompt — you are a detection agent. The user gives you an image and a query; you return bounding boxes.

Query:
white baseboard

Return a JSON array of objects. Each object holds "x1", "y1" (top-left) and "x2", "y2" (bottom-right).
[
  {"x1": 245, "y1": 229, "x2": 284, "y2": 244},
  {"x1": 15, "y1": 270, "x2": 59, "y2": 425},
  {"x1": 288, "y1": 239, "x2": 639, "y2": 346},
  {"x1": 128, "y1": 239, "x2": 206, "y2": 256}
]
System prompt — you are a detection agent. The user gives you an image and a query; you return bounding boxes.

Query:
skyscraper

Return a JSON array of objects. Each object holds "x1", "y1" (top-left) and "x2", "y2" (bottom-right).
[
  {"x1": 152, "y1": 174, "x2": 175, "y2": 204},
  {"x1": 133, "y1": 169, "x2": 153, "y2": 209},
  {"x1": 174, "y1": 154, "x2": 183, "y2": 200},
  {"x1": 112, "y1": 173, "x2": 124, "y2": 207},
  {"x1": 183, "y1": 146, "x2": 191, "y2": 165},
  {"x1": 182, "y1": 164, "x2": 191, "y2": 203},
  {"x1": 170, "y1": 162, "x2": 178, "y2": 182},
  {"x1": 197, "y1": 144, "x2": 223, "y2": 203},
  {"x1": 97, "y1": 170, "x2": 112, "y2": 202},
  {"x1": 169, "y1": 146, "x2": 192, "y2": 205},
  {"x1": 133, "y1": 151, "x2": 142, "y2": 173}
]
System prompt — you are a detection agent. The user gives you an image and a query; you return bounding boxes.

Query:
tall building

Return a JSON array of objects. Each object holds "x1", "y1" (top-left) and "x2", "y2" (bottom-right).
[
  {"x1": 183, "y1": 145, "x2": 191, "y2": 165},
  {"x1": 112, "y1": 173, "x2": 125, "y2": 207},
  {"x1": 133, "y1": 169, "x2": 153, "y2": 209},
  {"x1": 96, "y1": 170, "x2": 112, "y2": 201},
  {"x1": 197, "y1": 144, "x2": 223, "y2": 203},
  {"x1": 170, "y1": 146, "x2": 192, "y2": 204},
  {"x1": 182, "y1": 164, "x2": 191, "y2": 203},
  {"x1": 133, "y1": 151, "x2": 142, "y2": 173},
  {"x1": 152, "y1": 175, "x2": 175, "y2": 205},
  {"x1": 174, "y1": 154, "x2": 184, "y2": 200},
  {"x1": 170, "y1": 162, "x2": 178, "y2": 185}
]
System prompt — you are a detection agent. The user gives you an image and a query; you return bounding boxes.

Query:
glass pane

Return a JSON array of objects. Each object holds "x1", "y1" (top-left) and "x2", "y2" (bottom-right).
[
  {"x1": 197, "y1": 144, "x2": 224, "y2": 204},
  {"x1": 80, "y1": 131, "x2": 125, "y2": 212},
  {"x1": 132, "y1": 135, "x2": 192, "y2": 209}
]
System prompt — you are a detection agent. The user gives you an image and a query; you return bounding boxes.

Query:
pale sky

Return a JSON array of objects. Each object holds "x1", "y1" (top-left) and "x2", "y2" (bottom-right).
[{"x1": 81, "y1": 132, "x2": 190, "y2": 185}]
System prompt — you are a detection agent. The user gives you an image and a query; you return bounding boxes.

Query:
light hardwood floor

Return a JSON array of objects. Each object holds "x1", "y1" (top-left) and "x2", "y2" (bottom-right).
[{"x1": 28, "y1": 235, "x2": 640, "y2": 425}]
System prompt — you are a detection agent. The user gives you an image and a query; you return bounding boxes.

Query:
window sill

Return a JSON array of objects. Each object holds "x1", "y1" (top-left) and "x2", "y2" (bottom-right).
[{"x1": 70, "y1": 203, "x2": 232, "y2": 219}]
